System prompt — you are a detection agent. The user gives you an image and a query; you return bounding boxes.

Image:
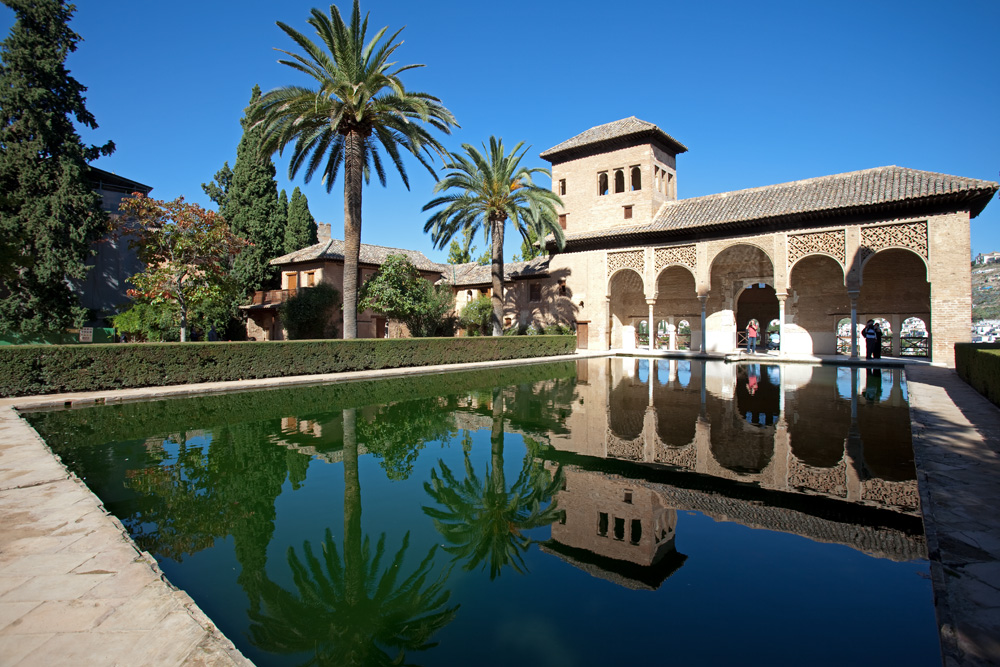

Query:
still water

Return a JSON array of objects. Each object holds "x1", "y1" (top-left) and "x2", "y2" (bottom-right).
[{"x1": 27, "y1": 358, "x2": 938, "y2": 666}]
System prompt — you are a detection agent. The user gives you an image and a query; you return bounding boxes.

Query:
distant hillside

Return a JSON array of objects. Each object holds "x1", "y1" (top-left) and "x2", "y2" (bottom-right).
[{"x1": 972, "y1": 262, "x2": 1000, "y2": 320}]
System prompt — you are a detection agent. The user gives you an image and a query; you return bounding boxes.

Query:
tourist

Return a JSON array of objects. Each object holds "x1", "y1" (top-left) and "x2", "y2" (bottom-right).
[
  {"x1": 747, "y1": 319, "x2": 759, "y2": 354},
  {"x1": 862, "y1": 319, "x2": 878, "y2": 360},
  {"x1": 874, "y1": 322, "x2": 883, "y2": 359}
]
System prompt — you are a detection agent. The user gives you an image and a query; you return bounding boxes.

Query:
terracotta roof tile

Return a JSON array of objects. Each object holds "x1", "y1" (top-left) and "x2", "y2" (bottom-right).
[
  {"x1": 540, "y1": 116, "x2": 688, "y2": 162},
  {"x1": 271, "y1": 239, "x2": 447, "y2": 273}
]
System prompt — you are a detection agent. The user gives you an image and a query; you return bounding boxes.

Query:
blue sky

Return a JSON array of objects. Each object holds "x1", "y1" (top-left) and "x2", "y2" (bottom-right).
[{"x1": 2, "y1": 0, "x2": 998, "y2": 261}]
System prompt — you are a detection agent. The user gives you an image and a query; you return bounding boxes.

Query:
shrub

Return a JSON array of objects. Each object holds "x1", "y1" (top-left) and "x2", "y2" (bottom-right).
[
  {"x1": 281, "y1": 284, "x2": 340, "y2": 339},
  {"x1": 0, "y1": 336, "x2": 577, "y2": 397},
  {"x1": 458, "y1": 295, "x2": 492, "y2": 336},
  {"x1": 955, "y1": 343, "x2": 1000, "y2": 408}
]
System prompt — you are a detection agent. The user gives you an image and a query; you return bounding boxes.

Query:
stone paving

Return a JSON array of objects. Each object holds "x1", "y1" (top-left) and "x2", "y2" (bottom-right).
[
  {"x1": 906, "y1": 365, "x2": 1000, "y2": 666},
  {"x1": 0, "y1": 352, "x2": 998, "y2": 666}
]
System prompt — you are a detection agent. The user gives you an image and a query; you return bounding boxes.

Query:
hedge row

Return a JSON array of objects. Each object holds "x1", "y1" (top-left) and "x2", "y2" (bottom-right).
[
  {"x1": 0, "y1": 336, "x2": 577, "y2": 398},
  {"x1": 955, "y1": 342, "x2": 1000, "y2": 408}
]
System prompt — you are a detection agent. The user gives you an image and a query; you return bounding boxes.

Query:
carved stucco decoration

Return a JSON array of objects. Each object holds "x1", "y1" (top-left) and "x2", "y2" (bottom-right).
[
  {"x1": 787, "y1": 230, "x2": 846, "y2": 267},
  {"x1": 606, "y1": 428, "x2": 644, "y2": 462},
  {"x1": 654, "y1": 440, "x2": 697, "y2": 468},
  {"x1": 606, "y1": 249, "x2": 645, "y2": 278},
  {"x1": 859, "y1": 221, "x2": 928, "y2": 265},
  {"x1": 654, "y1": 245, "x2": 697, "y2": 273}
]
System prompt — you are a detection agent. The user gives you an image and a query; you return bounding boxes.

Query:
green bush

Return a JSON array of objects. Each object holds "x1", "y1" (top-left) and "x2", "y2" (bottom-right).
[
  {"x1": 458, "y1": 295, "x2": 492, "y2": 336},
  {"x1": 955, "y1": 343, "x2": 1000, "y2": 407},
  {"x1": 0, "y1": 336, "x2": 577, "y2": 398}
]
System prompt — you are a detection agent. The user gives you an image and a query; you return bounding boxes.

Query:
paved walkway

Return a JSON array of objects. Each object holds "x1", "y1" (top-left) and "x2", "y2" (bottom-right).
[
  {"x1": 0, "y1": 353, "x2": 998, "y2": 665},
  {"x1": 906, "y1": 365, "x2": 1000, "y2": 666}
]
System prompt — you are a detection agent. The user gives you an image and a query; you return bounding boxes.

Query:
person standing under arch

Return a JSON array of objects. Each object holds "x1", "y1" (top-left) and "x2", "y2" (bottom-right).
[
  {"x1": 862, "y1": 319, "x2": 878, "y2": 360},
  {"x1": 747, "y1": 319, "x2": 759, "y2": 354}
]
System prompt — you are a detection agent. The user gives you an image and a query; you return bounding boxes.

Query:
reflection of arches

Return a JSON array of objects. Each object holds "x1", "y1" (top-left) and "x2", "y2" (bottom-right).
[
  {"x1": 653, "y1": 368, "x2": 700, "y2": 448},
  {"x1": 787, "y1": 368, "x2": 851, "y2": 467},
  {"x1": 705, "y1": 367, "x2": 776, "y2": 475},
  {"x1": 608, "y1": 376, "x2": 647, "y2": 440}
]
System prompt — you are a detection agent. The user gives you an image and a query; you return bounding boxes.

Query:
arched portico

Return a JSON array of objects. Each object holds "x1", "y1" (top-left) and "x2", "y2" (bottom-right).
[
  {"x1": 608, "y1": 268, "x2": 646, "y2": 350},
  {"x1": 705, "y1": 244, "x2": 775, "y2": 353},
  {"x1": 787, "y1": 254, "x2": 849, "y2": 355},
  {"x1": 652, "y1": 265, "x2": 701, "y2": 351}
]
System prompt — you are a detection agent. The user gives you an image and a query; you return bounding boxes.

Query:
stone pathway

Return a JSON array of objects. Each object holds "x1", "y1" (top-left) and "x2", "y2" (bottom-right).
[{"x1": 906, "y1": 365, "x2": 1000, "y2": 666}]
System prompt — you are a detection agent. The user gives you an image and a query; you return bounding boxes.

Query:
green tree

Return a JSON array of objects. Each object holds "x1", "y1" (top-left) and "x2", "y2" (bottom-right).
[
  {"x1": 358, "y1": 254, "x2": 455, "y2": 337},
  {"x1": 424, "y1": 137, "x2": 565, "y2": 336},
  {"x1": 229, "y1": 85, "x2": 285, "y2": 293},
  {"x1": 0, "y1": 0, "x2": 115, "y2": 334},
  {"x1": 276, "y1": 188, "x2": 289, "y2": 239},
  {"x1": 457, "y1": 295, "x2": 492, "y2": 336},
  {"x1": 200, "y1": 161, "x2": 233, "y2": 220},
  {"x1": 281, "y1": 282, "x2": 340, "y2": 339},
  {"x1": 252, "y1": 1, "x2": 457, "y2": 339},
  {"x1": 284, "y1": 186, "x2": 318, "y2": 253},
  {"x1": 116, "y1": 195, "x2": 246, "y2": 342},
  {"x1": 511, "y1": 226, "x2": 542, "y2": 262}
]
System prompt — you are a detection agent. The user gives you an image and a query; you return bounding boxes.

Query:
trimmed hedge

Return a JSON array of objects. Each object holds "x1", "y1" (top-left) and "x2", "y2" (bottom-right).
[
  {"x1": 0, "y1": 336, "x2": 576, "y2": 398},
  {"x1": 955, "y1": 342, "x2": 1000, "y2": 408}
]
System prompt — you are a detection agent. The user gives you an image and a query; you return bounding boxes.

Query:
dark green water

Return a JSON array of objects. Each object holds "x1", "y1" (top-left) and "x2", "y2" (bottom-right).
[{"x1": 27, "y1": 359, "x2": 938, "y2": 666}]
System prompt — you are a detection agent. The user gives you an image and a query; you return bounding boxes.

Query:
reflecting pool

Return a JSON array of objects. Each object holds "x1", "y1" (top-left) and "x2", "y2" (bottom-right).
[{"x1": 27, "y1": 359, "x2": 939, "y2": 666}]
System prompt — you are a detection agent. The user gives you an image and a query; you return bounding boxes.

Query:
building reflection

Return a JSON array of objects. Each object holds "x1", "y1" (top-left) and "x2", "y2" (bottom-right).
[{"x1": 537, "y1": 358, "x2": 924, "y2": 587}]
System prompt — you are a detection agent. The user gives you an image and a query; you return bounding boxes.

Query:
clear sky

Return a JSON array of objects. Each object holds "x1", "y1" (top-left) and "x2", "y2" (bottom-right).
[{"x1": 2, "y1": 0, "x2": 998, "y2": 262}]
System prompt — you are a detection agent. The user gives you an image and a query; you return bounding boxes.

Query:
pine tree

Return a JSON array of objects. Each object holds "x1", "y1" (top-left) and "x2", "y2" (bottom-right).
[
  {"x1": 0, "y1": 0, "x2": 115, "y2": 334},
  {"x1": 284, "y1": 187, "x2": 318, "y2": 253},
  {"x1": 228, "y1": 85, "x2": 284, "y2": 293}
]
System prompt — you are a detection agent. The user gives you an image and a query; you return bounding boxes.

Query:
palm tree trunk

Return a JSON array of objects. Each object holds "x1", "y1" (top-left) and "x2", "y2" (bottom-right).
[
  {"x1": 342, "y1": 407, "x2": 363, "y2": 607},
  {"x1": 342, "y1": 130, "x2": 364, "y2": 339},
  {"x1": 490, "y1": 216, "x2": 505, "y2": 336},
  {"x1": 490, "y1": 387, "x2": 505, "y2": 489}
]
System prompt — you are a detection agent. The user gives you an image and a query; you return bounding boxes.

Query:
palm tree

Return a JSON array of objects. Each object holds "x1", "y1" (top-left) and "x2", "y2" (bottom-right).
[
  {"x1": 422, "y1": 388, "x2": 565, "y2": 578},
  {"x1": 253, "y1": 1, "x2": 457, "y2": 338},
  {"x1": 423, "y1": 137, "x2": 566, "y2": 335}
]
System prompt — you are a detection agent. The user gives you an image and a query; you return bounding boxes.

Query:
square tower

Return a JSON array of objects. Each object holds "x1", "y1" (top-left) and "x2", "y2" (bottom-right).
[{"x1": 540, "y1": 117, "x2": 687, "y2": 236}]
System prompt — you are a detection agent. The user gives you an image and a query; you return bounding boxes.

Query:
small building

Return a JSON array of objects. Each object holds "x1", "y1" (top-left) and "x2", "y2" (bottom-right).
[
  {"x1": 974, "y1": 251, "x2": 1000, "y2": 265},
  {"x1": 243, "y1": 237, "x2": 447, "y2": 340}
]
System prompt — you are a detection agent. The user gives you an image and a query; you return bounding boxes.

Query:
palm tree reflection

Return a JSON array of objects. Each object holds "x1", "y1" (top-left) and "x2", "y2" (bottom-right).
[
  {"x1": 423, "y1": 388, "x2": 564, "y2": 579},
  {"x1": 249, "y1": 409, "x2": 458, "y2": 666}
]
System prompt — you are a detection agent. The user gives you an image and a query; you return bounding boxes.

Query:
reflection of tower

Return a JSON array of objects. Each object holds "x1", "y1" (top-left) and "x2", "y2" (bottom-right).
[{"x1": 541, "y1": 465, "x2": 686, "y2": 590}]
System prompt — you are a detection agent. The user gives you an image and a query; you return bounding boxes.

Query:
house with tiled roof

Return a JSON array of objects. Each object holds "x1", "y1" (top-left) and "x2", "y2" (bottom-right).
[
  {"x1": 242, "y1": 234, "x2": 449, "y2": 340},
  {"x1": 542, "y1": 117, "x2": 997, "y2": 363}
]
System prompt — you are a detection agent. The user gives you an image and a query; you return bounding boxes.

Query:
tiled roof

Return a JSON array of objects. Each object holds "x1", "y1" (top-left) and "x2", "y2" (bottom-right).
[
  {"x1": 271, "y1": 238, "x2": 447, "y2": 273},
  {"x1": 540, "y1": 116, "x2": 688, "y2": 163},
  {"x1": 438, "y1": 257, "x2": 550, "y2": 286},
  {"x1": 562, "y1": 166, "x2": 999, "y2": 248}
]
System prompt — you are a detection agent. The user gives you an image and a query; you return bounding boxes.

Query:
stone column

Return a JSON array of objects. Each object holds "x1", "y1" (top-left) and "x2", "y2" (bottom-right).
[
  {"x1": 776, "y1": 292, "x2": 787, "y2": 355},
  {"x1": 891, "y1": 314, "x2": 902, "y2": 357},
  {"x1": 848, "y1": 291, "x2": 860, "y2": 359},
  {"x1": 699, "y1": 295, "x2": 708, "y2": 353},
  {"x1": 647, "y1": 299, "x2": 656, "y2": 350}
]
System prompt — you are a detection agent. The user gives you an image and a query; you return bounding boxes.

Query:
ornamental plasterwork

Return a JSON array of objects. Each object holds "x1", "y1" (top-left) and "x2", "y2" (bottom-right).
[
  {"x1": 606, "y1": 249, "x2": 645, "y2": 277},
  {"x1": 654, "y1": 440, "x2": 697, "y2": 468},
  {"x1": 859, "y1": 221, "x2": 928, "y2": 264},
  {"x1": 606, "y1": 428, "x2": 645, "y2": 461},
  {"x1": 787, "y1": 230, "x2": 845, "y2": 267},
  {"x1": 654, "y1": 244, "x2": 697, "y2": 273}
]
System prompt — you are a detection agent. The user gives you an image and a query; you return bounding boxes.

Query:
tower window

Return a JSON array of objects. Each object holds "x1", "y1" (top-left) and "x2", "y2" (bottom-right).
[
  {"x1": 623, "y1": 206, "x2": 633, "y2": 220},
  {"x1": 558, "y1": 214, "x2": 567, "y2": 229},
  {"x1": 529, "y1": 283, "x2": 542, "y2": 302},
  {"x1": 598, "y1": 512, "x2": 608, "y2": 536},
  {"x1": 559, "y1": 179, "x2": 566, "y2": 195},
  {"x1": 630, "y1": 519, "x2": 642, "y2": 545},
  {"x1": 613, "y1": 517, "x2": 625, "y2": 541},
  {"x1": 631, "y1": 166, "x2": 641, "y2": 191},
  {"x1": 598, "y1": 172, "x2": 609, "y2": 196},
  {"x1": 614, "y1": 169, "x2": 625, "y2": 194}
]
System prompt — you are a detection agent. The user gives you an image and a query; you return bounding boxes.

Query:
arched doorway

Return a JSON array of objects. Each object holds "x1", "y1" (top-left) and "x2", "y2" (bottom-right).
[
  {"x1": 707, "y1": 244, "x2": 775, "y2": 353},
  {"x1": 736, "y1": 284, "x2": 778, "y2": 351},
  {"x1": 788, "y1": 254, "x2": 849, "y2": 355},
  {"x1": 608, "y1": 269, "x2": 646, "y2": 349},
  {"x1": 860, "y1": 249, "x2": 930, "y2": 359}
]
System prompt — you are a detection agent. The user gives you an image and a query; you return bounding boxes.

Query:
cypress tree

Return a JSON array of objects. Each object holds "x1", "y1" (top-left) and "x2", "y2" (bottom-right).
[
  {"x1": 284, "y1": 186, "x2": 318, "y2": 253},
  {"x1": 277, "y1": 188, "x2": 289, "y2": 242},
  {"x1": 0, "y1": 0, "x2": 115, "y2": 334},
  {"x1": 201, "y1": 161, "x2": 233, "y2": 221},
  {"x1": 228, "y1": 85, "x2": 283, "y2": 293}
]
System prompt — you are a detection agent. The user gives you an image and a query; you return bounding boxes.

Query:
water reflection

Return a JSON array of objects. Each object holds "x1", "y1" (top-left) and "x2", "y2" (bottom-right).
[{"x1": 25, "y1": 359, "x2": 932, "y2": 666}]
